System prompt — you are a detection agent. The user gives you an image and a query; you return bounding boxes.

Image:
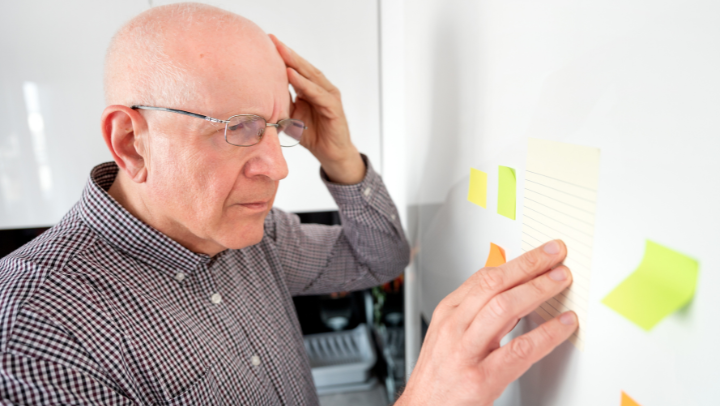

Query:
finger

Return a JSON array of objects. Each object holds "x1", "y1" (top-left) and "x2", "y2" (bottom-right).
[
  {"x1": 486, "y1": 318, "x2": 521, "y2": 353},
  {"x1": 270, "y1": 34, "x2": 337, "y2": 94},
  {"x1": 462, "y1": 265, "x2": 572, "y2": 354},
  {"x1": 441, "y1": 240, "x2": 567, "y2": 311},
  {"x1": 287, "y1": 68, "x2": 339, "y2": 116},
  {"x1": 444, "y1": 240, "x2": 566, "y2": 326},
  {"x1": 479, "y1": 311, "x2": 577, "y2": 399}
]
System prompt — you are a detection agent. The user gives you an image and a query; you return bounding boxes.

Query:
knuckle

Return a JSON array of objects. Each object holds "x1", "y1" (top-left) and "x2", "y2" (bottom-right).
[
  {"x1": 528, "y1": 277, "x2": 547, "y2": 297},
  {"x1": 487, "y1": 295, "x2": 510, "y2": 319},
  {"x1": 478, "y1": 268, "x2": 505, "y2": 293},
  {"x1": 508, "y1": 336, "x2": 535, "y2": 361},
  {"x1": 434, "y1": 295, "x2": 458, "y2": 315},
  {"x1": 460, "y1": 366, "x2": 489, "y2": 393},
  {"x1": 311, "y1": 66, "x2": 324, "y2": 78},
  {"x1": 433, "y1": 302, "x2": 449, "y2": 319},
  {"x1": 537, "y1": 322, "x2": 559, "y2": 343},
  {"x1": 518, "y1": 249, "x2": 542, "y2": 274}
]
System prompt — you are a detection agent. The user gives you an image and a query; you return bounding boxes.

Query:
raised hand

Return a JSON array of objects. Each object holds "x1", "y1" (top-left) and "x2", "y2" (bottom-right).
[
  {"x1": 397, "y1": 240, "x2": 578, "y2": 406},
  {"x1": 270, "y1": 34, "x2": 365, "y2": 185}
]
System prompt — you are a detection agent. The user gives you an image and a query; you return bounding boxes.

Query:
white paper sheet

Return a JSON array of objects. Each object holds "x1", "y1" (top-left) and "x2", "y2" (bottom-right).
[{"x1": 521, "y1": 138, "x2": 601, "y2": 351}]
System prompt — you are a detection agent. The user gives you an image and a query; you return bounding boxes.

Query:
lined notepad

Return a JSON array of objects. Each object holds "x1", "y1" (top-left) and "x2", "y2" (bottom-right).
[{"x1": 521, "y1": 138, "x2": 601, "y2": 351}]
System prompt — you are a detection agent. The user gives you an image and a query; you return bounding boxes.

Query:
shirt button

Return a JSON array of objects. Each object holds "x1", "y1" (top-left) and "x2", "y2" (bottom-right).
[
  {"x1": 390, "y1": 214, "x2": 396, "y2": 220},
  {"x1": 210, "y1": 293, "x2": 222, "y2": 304},
  {"x1": 251, "y1": 355, "x2": 261, "y2": 366},
  {"x1": 175, "y1": 272, "x2": 186, "y2": 282},
  {"x1": 363, "y1": 187, "x2": 372, "y2": 197}
]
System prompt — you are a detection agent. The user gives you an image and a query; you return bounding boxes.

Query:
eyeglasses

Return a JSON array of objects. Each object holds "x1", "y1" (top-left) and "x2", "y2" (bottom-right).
[{"x1": 131, "y1": 105, "x2": 306, "y2": 147}]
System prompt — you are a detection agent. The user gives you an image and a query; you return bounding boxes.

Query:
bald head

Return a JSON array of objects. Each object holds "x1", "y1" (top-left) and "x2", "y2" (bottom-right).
[{"x1": 104, "y1": 2, "x2": 284, "y2": 111}]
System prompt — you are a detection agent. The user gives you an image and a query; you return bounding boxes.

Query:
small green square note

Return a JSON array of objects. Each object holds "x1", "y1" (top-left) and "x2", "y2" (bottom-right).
[
  {"x1": 602, "y1": 240, "x2": 699, "y2": 331},
  {"x1": 497, "y1": 166, "x2": 516, "y2": 220}
]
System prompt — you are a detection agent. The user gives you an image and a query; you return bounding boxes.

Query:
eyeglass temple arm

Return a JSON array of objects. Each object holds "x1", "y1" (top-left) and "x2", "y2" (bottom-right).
[
  {"x1": 266, "y1": 122, "x2": 309, "y2": 130},
  {"x1": 131, "y1": 105, "x2": 227, "y2": 124}
]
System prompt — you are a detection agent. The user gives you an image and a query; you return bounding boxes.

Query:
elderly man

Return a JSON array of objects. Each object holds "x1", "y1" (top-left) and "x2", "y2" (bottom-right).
[{"x1": 0, "y1": 3, "x2": 577, "y2": 406}]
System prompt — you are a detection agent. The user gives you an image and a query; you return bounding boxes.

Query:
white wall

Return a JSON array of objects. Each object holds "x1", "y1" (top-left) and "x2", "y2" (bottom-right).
[
  {"x1": 402, "y1": 0, "x2": 720, "y2": 405},
  {"x1": 0, "y1": 1, "x2": 145, "y2": 228},
  {"x1": 0, "y1": 0, "x2": 382, "y2": 229}
]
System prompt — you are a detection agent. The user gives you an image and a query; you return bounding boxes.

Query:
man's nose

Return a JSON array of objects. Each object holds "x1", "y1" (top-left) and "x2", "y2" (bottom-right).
[{"x1": 243, "y1": 128, "x2": 289, "y2": 181}]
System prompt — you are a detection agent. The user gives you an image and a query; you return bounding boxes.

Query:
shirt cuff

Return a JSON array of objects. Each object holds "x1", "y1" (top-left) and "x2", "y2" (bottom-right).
[{"x1": 320, "y1": 154, "x2": 383, "y2": 207}]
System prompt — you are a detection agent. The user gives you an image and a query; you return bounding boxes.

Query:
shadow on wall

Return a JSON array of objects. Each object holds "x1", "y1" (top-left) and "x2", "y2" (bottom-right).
[
  {"x1": 516, "y1": 315, "x2": 576, "y2": 405},
  {"x1": 411, "y1": 0, "x2": 482, "y2": 211}
]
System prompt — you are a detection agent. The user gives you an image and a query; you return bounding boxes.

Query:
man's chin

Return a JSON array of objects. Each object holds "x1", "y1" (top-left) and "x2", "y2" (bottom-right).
[{"x1": 216, "y1": 224, "x2": 266, "y2": 250}]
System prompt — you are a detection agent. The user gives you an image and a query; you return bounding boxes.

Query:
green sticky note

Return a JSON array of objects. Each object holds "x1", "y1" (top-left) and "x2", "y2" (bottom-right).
[
  {"x1": 602, "y1": 240, "x2": 699, "y2": 331},
  {"x1": 467, "y1": 168, "x2": 487, "y2": 208},
  {"x1": 497, "y1": 166, "x2": 516, "y2": 220}
]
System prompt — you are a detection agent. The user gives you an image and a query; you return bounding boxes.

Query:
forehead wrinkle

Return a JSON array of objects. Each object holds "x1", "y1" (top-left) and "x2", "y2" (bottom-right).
[{"x1": 175, "y1": 32, "x2": 288, "y2": 121}]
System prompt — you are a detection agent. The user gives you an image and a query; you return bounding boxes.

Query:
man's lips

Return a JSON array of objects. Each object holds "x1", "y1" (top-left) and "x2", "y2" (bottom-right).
[{"x1": 237, "y1": 201, "x2": 270, "y2": 211}]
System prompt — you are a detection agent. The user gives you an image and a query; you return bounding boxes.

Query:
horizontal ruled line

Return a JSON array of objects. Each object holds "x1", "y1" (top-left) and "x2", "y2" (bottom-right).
[
  {"x1": 526, "y1": 170, "x2": 596, "y2": 193},
  {"x1": 522, "y1": 223, "x2": 593, "y2": 260},
  {"x1": 523, "y1": 197, "x2": 595, "y2": 227},
  {"x1": 525, "y1": 189, "x2": 596, "y2": 216},
  {"x1": 523, "y1": 215, "x2": 594, "y2": 250},
  {"x1": 526, "y1": 179, "x2": 596, "y2": 204},
  {"x1": 524, "y1": 206, "x2": 594, "y2": 236}
]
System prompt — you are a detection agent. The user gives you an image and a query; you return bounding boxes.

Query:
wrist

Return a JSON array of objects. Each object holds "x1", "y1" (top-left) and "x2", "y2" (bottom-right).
[{"x1": 320, "y1": 150, "x2": 365, "y2": 185}]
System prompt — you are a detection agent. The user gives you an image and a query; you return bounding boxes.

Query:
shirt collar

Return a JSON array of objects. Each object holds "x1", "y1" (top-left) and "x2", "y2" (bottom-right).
[{"x1": 79, "y1": 162, "x2": 211, "y2": 275}]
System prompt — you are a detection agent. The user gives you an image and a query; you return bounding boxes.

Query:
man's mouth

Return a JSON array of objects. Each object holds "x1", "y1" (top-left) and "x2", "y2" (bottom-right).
[{"x1": 237, "y1": 201, "x2": 270, "y2": 211}]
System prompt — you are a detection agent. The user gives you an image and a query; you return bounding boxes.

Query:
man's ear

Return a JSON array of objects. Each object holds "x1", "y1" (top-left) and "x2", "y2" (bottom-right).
[{"x1": 101, "y1": 105, "x2": 149, "y2": 183}]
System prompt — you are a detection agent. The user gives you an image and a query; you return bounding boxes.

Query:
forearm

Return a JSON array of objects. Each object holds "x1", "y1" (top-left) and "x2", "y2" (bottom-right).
[
  {"x1": 322, "y1": 155, "x2": 410, "y2": 288},
  {"x1": 272, "y1": 155, "x2": 410, "y2": 296}
]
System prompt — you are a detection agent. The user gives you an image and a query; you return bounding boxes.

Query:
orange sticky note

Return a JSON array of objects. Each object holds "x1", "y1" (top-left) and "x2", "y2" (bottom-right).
[
  {"x1": 621, "y1": 391, "x2": 641, "y2": 406},
  {"x1": 485, "y1": 243, "x2": 506, "y2": 267}
]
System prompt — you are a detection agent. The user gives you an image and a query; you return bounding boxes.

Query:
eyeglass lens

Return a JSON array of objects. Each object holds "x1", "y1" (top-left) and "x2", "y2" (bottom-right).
[{"x1": 225, "y1": 115, "x2": 304, "y2": 147}]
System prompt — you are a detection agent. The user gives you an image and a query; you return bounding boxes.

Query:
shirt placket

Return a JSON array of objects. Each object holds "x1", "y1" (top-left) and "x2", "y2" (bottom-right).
[{"x1": 190, "y1": 260, "x2": 276, "y2": 393}]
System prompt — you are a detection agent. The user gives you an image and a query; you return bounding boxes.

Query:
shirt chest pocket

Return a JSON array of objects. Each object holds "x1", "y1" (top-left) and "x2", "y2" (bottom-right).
[
  {"x1": 163, "y1": 359, "x2": 274, "y2": 405},
  {"x1": 163, "y1": 365, "x2": 219, "y2": 405}
]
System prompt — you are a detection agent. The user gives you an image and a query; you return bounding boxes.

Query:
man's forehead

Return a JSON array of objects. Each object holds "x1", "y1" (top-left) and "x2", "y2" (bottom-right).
[{"x1": 162, "y1": 23, "x2": 290, "y2": 119}]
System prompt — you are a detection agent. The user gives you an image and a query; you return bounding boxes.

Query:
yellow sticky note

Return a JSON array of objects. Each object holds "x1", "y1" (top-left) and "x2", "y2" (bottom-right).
[
  {"x1": 485, "y1": 243, "x2": 506, "y2": 267},
  {"x1": 497, "y1": 166, "x2": 516, "y2": 220},
  {"x1": 467, "y1": 168, "x2": 487, "y2": 208},
  {"x1": 602, "y1": 240, "x2": 699, "y2": 331},
  {"x1": 621, "y1": 391, "x2": 641, "y2": 406}
]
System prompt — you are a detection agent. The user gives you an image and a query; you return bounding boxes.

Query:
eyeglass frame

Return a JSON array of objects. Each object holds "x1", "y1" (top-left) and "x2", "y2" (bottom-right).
[{"x1": 131, "y1": 105, "x2": 307, "y2": 147}]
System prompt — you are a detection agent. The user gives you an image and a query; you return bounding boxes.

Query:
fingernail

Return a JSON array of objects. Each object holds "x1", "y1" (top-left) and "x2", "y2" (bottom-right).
[
  {"x1": 543, "y1": 240, "x2": 560, "y2": 255},
  {"x1": 549, "y1": 268, "x2": 567, "y2": 281},
  {"x1": 560, "y1": 312, "x2": 577, "y2": 325}
]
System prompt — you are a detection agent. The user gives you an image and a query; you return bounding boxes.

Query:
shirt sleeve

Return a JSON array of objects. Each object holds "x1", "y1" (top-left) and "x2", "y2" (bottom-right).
[{"x1": 265, "y1": 155, "x2": 410, "y2": 296}]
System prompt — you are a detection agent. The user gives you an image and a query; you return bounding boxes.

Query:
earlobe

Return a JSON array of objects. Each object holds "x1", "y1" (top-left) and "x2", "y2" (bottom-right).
[{"x1": 101, "y1": 105, "x2": 148, "y2": 183}]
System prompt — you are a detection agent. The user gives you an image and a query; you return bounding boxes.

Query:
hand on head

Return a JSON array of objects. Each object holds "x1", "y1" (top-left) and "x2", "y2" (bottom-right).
[
  {"x1": 396, "y1": 240, "x2": 577, "y2": 406},
  {"x1": 269, "y1": 35, "x2": 366, "y2": 185}
]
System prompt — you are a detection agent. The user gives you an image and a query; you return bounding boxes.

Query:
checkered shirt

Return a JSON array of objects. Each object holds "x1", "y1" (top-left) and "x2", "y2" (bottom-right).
[{"x1": 0, "y1": 157, "x2": 409, "y2": 405}]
